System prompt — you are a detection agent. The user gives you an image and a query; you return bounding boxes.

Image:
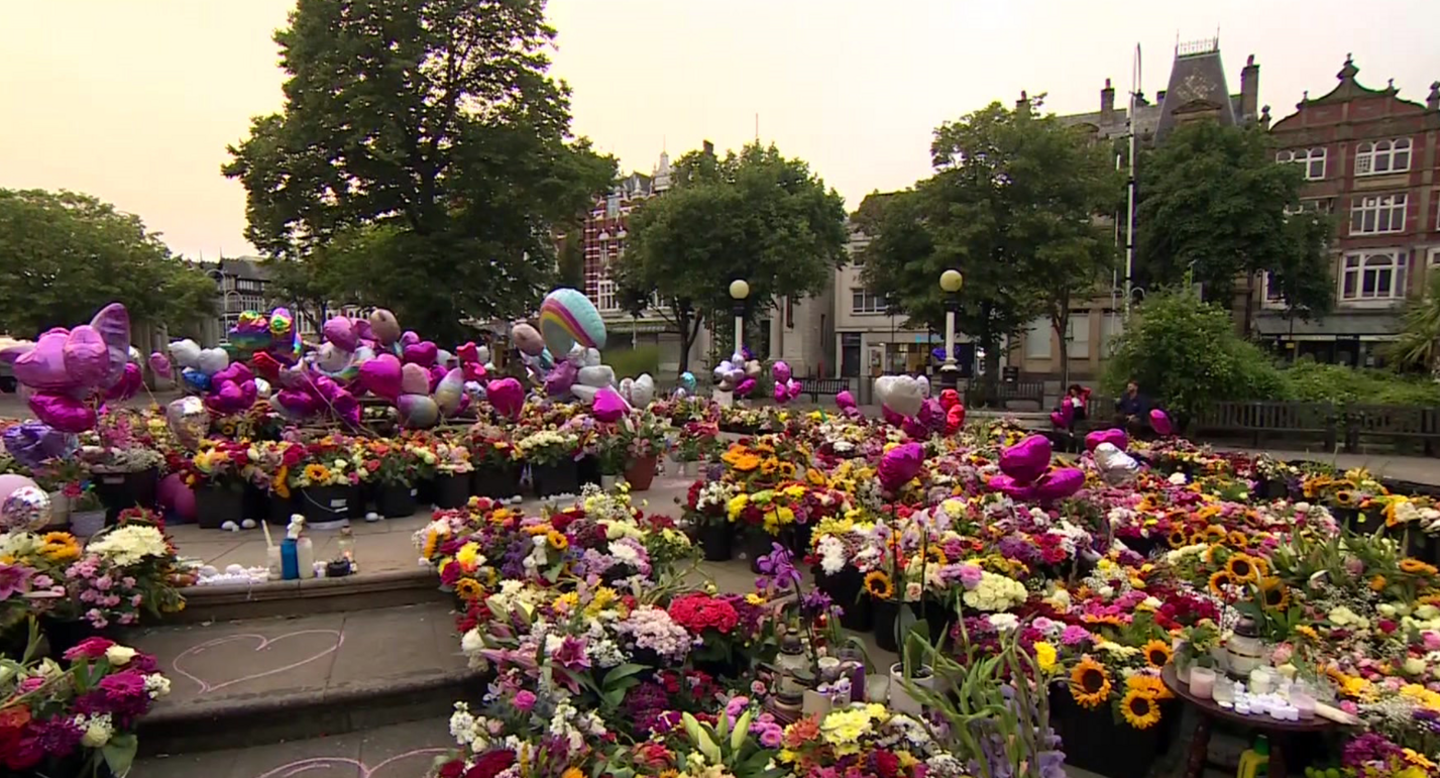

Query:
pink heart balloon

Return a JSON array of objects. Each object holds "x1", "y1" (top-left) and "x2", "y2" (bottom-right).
[
  {"x1": 275, "y1": 388, "x2": 321, "y2": 418},
  {"x1": 486, "y1": 377, "x2": 525, "y2": 420},
  {"x1": 28, "y1": 392, "x2": 96, "y2": 433},
  {"x1": 1085, "y1": 428, "x2": 1128, "y2": 452},
  {"x1": 400, "y1": 363, "x2": 430, "y2": 395},
  {"x1": 1033, "y1": 466, "x2": 1085, "y2": 501},
  {"x1": 772, "y1": 381, "x2": 788, "y2": 404},
  {"x1": 592, "y1": 387, "x2": 628, "y2": 423},
  {"x1": 901, "y1": 416, "x2": 928, "y2": 439},
  {"x1": 999, "y1": 434, "x2": 1052, "y2": 484},
  {"x1": 1050, "y1": 411, "x2": 1067, "y2": 428},
  {"x1": 403, "y1": 341, "x2": 439, "y2": 368},
  {"x1": 427, "y1": 364, "x2": 447, "y2": 392},
  {"x1": 456, "y1": 342, "x2": 479, "y2": 364},
  {"x1": 1149, "y1": 409, "x2": 1174, "y2": 437},
  {"x1": 323, "y1": 317, "x2": 358, "y2": 352},
  {"x1": 104, "y1": 362, "x2": 143, "y2": 401},
  {"x1": 329, "y1": 387, "x2": 360, "y2": 427},
  {"x1": 148, "y1": 351, "x2": 172, "y2": 378},
  {"x1": 63, "y1": 325, "x2": 110, "y2": 389},
  {"x1": 881, "y1": 405, "x2": 905, "y2": 428},
  {"x1": 88, "y1": 303, "x2": 132, "y2": 389},
  {"x1": 772, "y1": 360, "x2": 792, "y2": 384},
  {"x1": 878, "y1": 442, "x2": 924, "y2": 492},
  {"x1": 399, "y1": 330, "x2": 421, "y2": 349},
  {"x1": 835, "y1": 390, "x2": 856, "y2": 411},
  {"x1": 358, "y1": 354, "x2": 403, "y2": 399},
  {"x1": 463, "y1": 362, "x2": 487, "y2": 382},
  {"x1": 12, "y1": 332, "x2": 76, "y2": 392},
  {"x1": 987, "y1": 474, "x2": 1036, "y2": 501},
  {"x1": 735, "y1": 377, "x2": 756, "y2": 397},
  {"x1": 788, "y1": 380, "x2": 802, "y2": 401}
]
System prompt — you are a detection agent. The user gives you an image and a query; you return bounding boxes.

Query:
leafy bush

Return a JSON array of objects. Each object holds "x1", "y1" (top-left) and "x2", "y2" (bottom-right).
[
  {"x1": 1102, "y1": 289, "x2": 1288, "y2": 419},
  {"x1": 1281, "y1": 361, "x2": 1440, "y2": 407},
  {"x1": 605, "y1": 345, "x2": 661, "y2": 379}
]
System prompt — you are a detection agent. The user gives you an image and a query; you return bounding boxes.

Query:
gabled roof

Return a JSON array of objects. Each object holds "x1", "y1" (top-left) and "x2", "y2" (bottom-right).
[
  {"x1": 1304, "y1": 56, "x2": 1397, "y2": 106},
  {"x1": 1154, "y1": 45, "x2": 1239, "y2": 139}
]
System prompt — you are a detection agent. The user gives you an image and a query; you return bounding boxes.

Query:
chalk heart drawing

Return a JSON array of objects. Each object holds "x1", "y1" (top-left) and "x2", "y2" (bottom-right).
[
  {"x1": 173, "y1": 629, "x2": 345, "y2": 694},
  {"x1": 254, "y1": 748, "x2": 447, "y2": 778}
]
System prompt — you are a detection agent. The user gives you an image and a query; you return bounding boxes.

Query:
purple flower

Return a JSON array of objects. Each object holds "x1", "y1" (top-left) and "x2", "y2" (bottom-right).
[
  {"x1": 551, "y1": 636, "x2": 590, "y2": 670},
  {"x1": 957, "y1": 563, "x2": 984, "y2": 590},
  {"x1": 1061, "y1": 625, "x2": 1092, "y2": 646},
  {"x1": 0, "y1": 563, "x2": 33, "y2": 600},
  {"x1": 756, "y1": 543, "x2": 801, "y2": 591}
]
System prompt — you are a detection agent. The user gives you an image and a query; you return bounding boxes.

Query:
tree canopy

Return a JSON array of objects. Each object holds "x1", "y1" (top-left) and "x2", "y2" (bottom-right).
[
  {"x1": 862, "y1": 101, "x2": 1120, "y2": 382},
  {"x1": 613, "y1": 143, "x2": 848, "y2": 373},
  {"x1": 0, "y1": 189, "x2": 215, "y2": 337},
  {"x1": 223, "y1": 0, "x2": 615, "y2": 343},
  {"x1": 1136, "y1": 121, "x2": 1332, "y2": 319}
]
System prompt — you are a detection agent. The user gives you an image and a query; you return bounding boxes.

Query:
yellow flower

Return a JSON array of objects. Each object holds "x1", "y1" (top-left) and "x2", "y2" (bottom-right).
[
  {"x1": 1126, "y1": 674, "x2": 1173, "y2": 700},
  {"x1": 40, "y1": 532, "x2": 81, "y2": 563},
  {"x1": 1257, "y1": 577, "x2": 1291, "y2": 610},
  {"x1": 745, "y1": 593, "x2": 766, "y2": 606},
  {"x1": 1141, "y1": 639, "x2": 1172, "y2": 669},
  {"x1": 1400, "y1": 558, "x2": 1439, "y2": 577},
  {"x1": 1226, "y1": 554, "x2": 1260, "y2": 584},
  {"x1": 864, "y1": 571, "x2": 894, "y2": 600},
  {"x1": 1294, "y1": 624, "x2": 1320, "y2": 641},
  {"x1": 726, "y1": 494, "x2": 750, "y2": 521},
  {"x1": 1033, "y1": 641, "x2": 1057, "y2": 673},
  {"x1": 1069, "y1": 656, "x2": 1111, "y2": 709},
  {"x1": 455, "y1": 542, "x2": 481, "y2": 570},
  {"x1": 546, "y1": 530, "x2": 569, "y2": 551},
  {"x1": 561, "y1": 768, "x2": 584, "y2": 778},
  {"x1": 303, "y1": 464, "x2": 331, "y2": 483},
  {"x1": 1208, "y1": 571, "x2": 1234, "y2": 597},
  {"x1": 583, "y1": 587, "x2": 618, "y2": 618},
  {"x1": 454, "y1": 578, "x2": 484, "y2": 601},
  {"x1": 1120, "y1": 689, "x2": 1162, "y2": 729}
]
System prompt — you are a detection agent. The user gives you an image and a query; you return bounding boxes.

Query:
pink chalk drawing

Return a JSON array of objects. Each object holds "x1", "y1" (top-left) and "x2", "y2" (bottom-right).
[
  {"x1": 253, "y1": 748, "x2": 447, "y2": 778},
  {"x1": 172, "y1": 629, "x2": 345, "y2": 694}
]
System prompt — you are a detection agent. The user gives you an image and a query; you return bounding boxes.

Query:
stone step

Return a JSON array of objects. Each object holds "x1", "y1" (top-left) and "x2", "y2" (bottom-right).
[
  {"x1": 128, "y1": 601, "x2": 481, "y2": 756},
  {"x1": 175, "y1": 568, "x2": 449, "y2": 623}
]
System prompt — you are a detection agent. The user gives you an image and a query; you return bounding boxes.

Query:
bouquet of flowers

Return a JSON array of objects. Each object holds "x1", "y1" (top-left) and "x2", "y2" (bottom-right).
[
  {"x1": 66, "y1": 522, "x2": 186, "y2": 628},
  {"x1": 468, "y1": 424, "x2": 518, "y2": 470},
  {"x1": 364, "y1": 440, "x2": 421, "y2": 488},
  {"x1": 516, "y1": 430, "x2": 580, "y2": 468},
  {"x1": 673, "y1": 421, "x2": 722, "y2": 463},
  {"x1": 183, "y1": 440, "x2": 251, "y2": 490}
]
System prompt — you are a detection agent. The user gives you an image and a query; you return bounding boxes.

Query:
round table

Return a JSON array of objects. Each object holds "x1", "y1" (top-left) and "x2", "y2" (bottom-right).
[{"x1": 1161, "y1": 665, "x2": 1341, "y2": 778}]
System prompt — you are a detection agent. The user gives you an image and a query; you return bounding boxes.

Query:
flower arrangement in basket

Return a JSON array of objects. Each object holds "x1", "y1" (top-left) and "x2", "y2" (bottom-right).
[
  {"x1": 672, "y1": 420, "x2": 722, "y2": 464},
  {"x1": 364, "y1": 439, "x2": 422, "y2": 488},
  {"x1": 67, "y1": 521, "x2": 187, "y2": 628},
  {"x1": 467, "y1": 424, "x2": 518, "y2": 471},
  {"x1": 432, "y1": 439, "x2": 473, "y2": 475},
  {"x1": 620, "y1": 410, "x2": 669, "y2": 464},
  {"x1": 183, "y1": 440, "x2": 251, "y2": 492},
  {"x1": 515, "y1": 429, "x2": 580, "y2": 468}
]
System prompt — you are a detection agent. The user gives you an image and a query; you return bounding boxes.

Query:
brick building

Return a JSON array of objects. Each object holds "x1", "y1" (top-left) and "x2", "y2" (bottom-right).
[{"x1": 1259, "y1": 57, "x2": 1440, "y2": 366}]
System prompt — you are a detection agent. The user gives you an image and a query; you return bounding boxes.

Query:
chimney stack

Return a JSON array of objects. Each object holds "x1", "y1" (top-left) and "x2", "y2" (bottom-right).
[
  {"x1": 702, "y1": 140, "x2": 715, "y2": 157},
  {"x1": 1016, "y1": 90, "x2": 1031, "y2": 115},
  {"x1": 1241, "y1": 54, "x2": 1260, "y2": 122},
  {"x1": 1428, "y1": 82, "x2": 1439, "y2": 112},
  {"x1": 1100, "y1": 78, "x2": 1115, "y2": 126}
]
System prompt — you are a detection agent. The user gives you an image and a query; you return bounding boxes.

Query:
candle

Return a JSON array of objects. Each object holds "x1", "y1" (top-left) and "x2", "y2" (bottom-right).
[
  {"x1": 1249, "y1": 667, "x2": 1275, "y2": 695},
  {"x1": 1189, "y1": 667, "x2": 1216, "y2": 700},
  {"x1": 1291, "y1": 691, "x2": 1317, "y2": 719}
]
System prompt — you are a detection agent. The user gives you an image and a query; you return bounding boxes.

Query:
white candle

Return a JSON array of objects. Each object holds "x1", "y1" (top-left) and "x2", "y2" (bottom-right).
[{"x1": 1188, "y1": 667, "x2": 1216, "y2": 700}]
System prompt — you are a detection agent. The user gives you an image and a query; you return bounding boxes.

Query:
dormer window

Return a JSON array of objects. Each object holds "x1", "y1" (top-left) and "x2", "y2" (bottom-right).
[
  {"x1": 1275, "y1": 148, "x2": 1326, "y2": 180},
  {"x1": 1354, "y1": 139, "x2": 1411, "y2": 176}
]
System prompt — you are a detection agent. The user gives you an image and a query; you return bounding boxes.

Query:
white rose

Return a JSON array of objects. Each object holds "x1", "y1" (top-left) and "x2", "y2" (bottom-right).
[
  {"x1": 1403, "y1": 657, "x2": 1427, "y2": 676},
  {"x1": 105, "y1": 645, "x2": 136, "y2": 666},
  {"x1": 81, "y1": 721, "x2": 112, "y2": 748}
]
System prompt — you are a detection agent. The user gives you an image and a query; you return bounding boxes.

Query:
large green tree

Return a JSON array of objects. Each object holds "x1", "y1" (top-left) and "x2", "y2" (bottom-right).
[
  {"x1": 863, "y1": 101, "x2": 1121, "y2": 386},
  {"x1": 223, "y1": 0, "x2": 615, "y2": 344},
  {"x1": 613, "y1": 143, "x2": 848, "y2": 374},
  {"x1": 1136, "y1": 121, "x2": 1333, "y2": 327},
  {"x1": 1386, "y1": 273, "x2": 1440, "y2": 376},
  {"x1": 0, "y1": 189, "x2": 215, "y2": 336}
]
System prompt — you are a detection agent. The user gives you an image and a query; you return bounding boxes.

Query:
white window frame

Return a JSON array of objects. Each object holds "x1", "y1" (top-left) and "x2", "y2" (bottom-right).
[
  {"x1": 1276, "y1": 147, "x2": 1326, "y2": 180},
  {"x1": 1340, "y1": 249, "x2": 1407, "y2": 303},
  {"x1": 1066, "y1": 312, "x2": 1091, "y2": 359},
  {"x1": 1354, "y1": 138, "x2": 1412, "y2": 176},
  {"x1": 595, "y1": 278, "x2": 618, "y2": 313},
  {"x1": 1099, "y1": 312, "x2": 1123, "y2": 358},
  {"x1": 1023, "y1": 317, "x2": 1051, "y2": 360},
  {"x1": 1261, "y1": 272, "x2": 1287, "y2": 308},
  {"x1": 1349, "y1": 193, "x2": 1406, "y2": 235},
  {"x1": 1284, "y1": 198, "x2": 1333, "y2": 217},
  {"x1": 850, "y1": 288, "x2": 888, "y2": 314}
]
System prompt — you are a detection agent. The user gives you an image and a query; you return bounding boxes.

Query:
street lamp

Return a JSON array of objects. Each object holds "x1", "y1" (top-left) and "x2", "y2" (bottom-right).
[
  {"x1": 729, "y1": 279, "x2": 749, "y2": 358},
  {"x1": 938, "y1": 269, "x2": 963, "y2": 389}
]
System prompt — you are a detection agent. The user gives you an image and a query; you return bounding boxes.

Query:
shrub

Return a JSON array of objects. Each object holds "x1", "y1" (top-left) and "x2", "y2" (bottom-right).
[
  {"x1": 605, "y1": 345, "x2": 661, "y2": 379},
  {"x1": 1282, "y1": 360, "x2": 1440, "y2": 407}
]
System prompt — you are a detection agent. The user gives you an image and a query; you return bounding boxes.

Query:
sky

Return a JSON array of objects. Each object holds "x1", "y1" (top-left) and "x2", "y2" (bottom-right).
[{"x1": 1, "y1": 0, "x2": 1435, "y2": 260}]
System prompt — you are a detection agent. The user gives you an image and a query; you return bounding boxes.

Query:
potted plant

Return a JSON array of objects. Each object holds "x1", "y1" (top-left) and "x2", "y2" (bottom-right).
[
  {"x1": 29, "y1": 458, "x2": 86, "y2": 530},
  {"x1": 1171, "y1": 619, "x2": 1220, "y2": 685},
  {"x1": 516, "y1": 429, "x2": 580, "y2": 498},
  {"x1": 595, "y1": 432, "x2": 627, "y2": 491},
  {"x1": 684, "y1": 480, "x2": 739, "y2": 561},
  {"x1": 368, "y1": 440, "x2": 420, "y2": 518},
  {"x1": 468, "y1": 424, "x2": 520, "y2": 499},
  {"x1": 289, "y1": 456, "x2": 358, "y2": 529},
  {"x1": 430, "y1": 438, "x2": 473, "y2": 509},
  {"x1": 889, "y1": 619, "x2": 936, "y2": 717},
  {"x1": 672, "y1": 420, "x2": 721, "y2": 478},
  {"x1": 68, "y1": 485, "x2": 108, "y2": 538},
  {"x1": 185, "y1": 441, "x2": 248, "y2": 530},
  {"x1": 620, "y1": 411, "x2": 668, "y2": 492}
]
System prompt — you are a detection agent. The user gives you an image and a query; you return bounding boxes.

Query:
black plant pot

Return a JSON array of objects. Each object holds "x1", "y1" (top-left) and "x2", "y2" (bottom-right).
[
  {"x1": 1049, "y1": 682, "x2": 1174, "y2": 778},
  {"x1": 15, "y1": 753, "x2": 116, "y2": 778},
  {"x1": 699, "y1": 523, "x2": 734, "y2": 562},
  {"x1": 910, "y1": 599, "x2": 954, "y2": 646},
  {"x1": 473, "y1": 464, "x2": 520, "y2": 500},
  {"x1": 818, "y1": 568, "x2": 874, "y2": 632},
  {"x1": 353, "y1": 482, "x2": 376, "y2": 519},
  {"x1": 786, "y1": 522, "x2": 814, "y2": 558},
  {"x1": 243, "y1": 483, "x2": 269, "y2": 524},
  {"x1": 377, "y1": 483, "x2": 418, "y2": 518},
  {"x1": 1261, "y1": 478, "x2": 1289, "y2": 500},
  {"x1": 195, "y1": 484, "x2": 245, "y2": 530},
  {"x1": 433, "y1": 473, "x2": 471, "y2": 509},
  {"x1": 415, "y1": 477, "x2": 437, "y2": 506},
  {"x1": 744, "y1": 533, "x2": 774, "y2": 574},
  {"x1": 267, "y1": 491, "x2": 296, "y2": 526},
  {"x1": 298, "y1": 485, "x2": 356, "y2": 527},
  {"x1": 40, "y1": 617, "x2": 106, "y2": 661},
  {"x1": 532, "y1": 461, "x2": 580, "y2": 498},
  {"x1": 1120, "y1": 534, "x2": 1163, "y2": 558},
  {"x1": 93, "y1": 467, "x2": 158, "y2": 524},
  {"x1": 873, "y1": 599, "x2": 901, "y2": 653},
  {"x1": 576, "y1": 455, "x2": 602, "y2": 488}
]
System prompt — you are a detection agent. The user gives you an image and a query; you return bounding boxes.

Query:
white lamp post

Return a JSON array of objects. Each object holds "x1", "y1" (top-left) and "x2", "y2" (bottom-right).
[
  {"x1": 729, "y1": 279, "x2": 750, "y2": 357},
  {"x1": 939, "y1": 269, "x2": 963, "y2": 389}
]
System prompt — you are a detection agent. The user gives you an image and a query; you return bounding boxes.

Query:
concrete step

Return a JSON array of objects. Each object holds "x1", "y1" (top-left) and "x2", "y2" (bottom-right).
[
  {"x1": 175, "y1": 568, "x2": 449, "y2": 623},
  {"x1": 127, "y1": 601, "x2": 481, "y2": 756}
]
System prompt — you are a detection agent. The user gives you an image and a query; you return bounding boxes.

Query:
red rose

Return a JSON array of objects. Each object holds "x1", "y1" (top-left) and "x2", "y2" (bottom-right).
[
  {"x1": 63, "y1": 636, "x2": 117, "y2": 662},
  {"x1": 464, "y1": 749, "x2": 515, "y2": 778},
  {"x1": 437, "y1": 760, "x2": 466, "y2": 778},
  {"x1": 873, "y1": 749, "x2": 901, "y2": 778}
]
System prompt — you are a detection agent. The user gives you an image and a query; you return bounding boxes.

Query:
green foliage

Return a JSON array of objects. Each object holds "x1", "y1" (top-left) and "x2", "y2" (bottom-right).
[
  {"x1": 615, "y1": 142, "x2": 847, "y2": 373},
  {"x1": 1282, "y1": 361, "x2": 1440, "y2": 407},
  {"x1": 862, "y1": 101, "x2": 1121, "y2": 376},
  {"x1": 605, "y1": 345, "x2": 660, "y2": 379},
  {"x1": 1137, "y1": 122, "x2": 1332, "y2": 317},
  {"x1": 0, "y1": 189, "x2": 216, "y2": 335},
  {"x1": 1102, "y1": 289, "x2": 1288, "y2": 419},
  {"x1": 1385, "y1": 272, "x2": 1440, "y2": 374},
  {"x1": 223, "y1": 0, "x2": 615, "y2": 344}
]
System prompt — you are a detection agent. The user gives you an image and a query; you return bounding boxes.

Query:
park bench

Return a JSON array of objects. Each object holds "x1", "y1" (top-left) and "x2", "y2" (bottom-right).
[
  {"x1": 1188, "y1": 400, "x2": 1338, "y2": 450},
  {"x1": 800, "y1": 376, "x2": 850, "y2": 403},
  {"x1": 1344, "y1": 404, "x2": 1440, "y2": 457},
  {"x1": 961, "y1": 378, "x2": 1046, "y2": 410}
]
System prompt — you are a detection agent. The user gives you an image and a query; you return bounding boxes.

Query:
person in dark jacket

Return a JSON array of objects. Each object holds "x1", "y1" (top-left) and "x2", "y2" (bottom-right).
[{"x1": 1114, "y1": 380, "x2": 1149, "y2": 434}]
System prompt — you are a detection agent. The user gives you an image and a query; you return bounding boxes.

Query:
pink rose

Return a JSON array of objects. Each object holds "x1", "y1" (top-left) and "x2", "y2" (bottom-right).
[
  {"x1": 63, "y1": 636, "x2": 116, "y2": 661},
  {"x1": 513, "y1": 690, "x2": 537, "y2": 712}
]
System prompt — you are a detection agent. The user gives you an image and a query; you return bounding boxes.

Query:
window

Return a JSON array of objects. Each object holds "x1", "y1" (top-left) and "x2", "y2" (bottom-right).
[
  {"x1": 1263, "y1": 272, "x2": 1285, "y2": 303},
  {"x1": 1350, "y1": 193, "x2": 1406, "y2": 235},
  {"x1": 239, "y1": 294, "x2": 265, "y2": 312},
  {"x1": 1341, "y1": 250, "x2": 1407, "y2": 301},
  {"x1": 1066, "y1": 313, "x2": 1091, "y2": 359},
  {"x1": 850, "y1": 288, "x2": 888, "y2": 314},
  {"x1": 1023, "y1": 317, "x2": 1051, "y2": 359},
  {"x1": 1276, "y1": 147, "x2": 1326, "y2": 180},
  {"x1": 595, "y1": 279, "x2": 617, "y2": 313},
  {"x1": 1284, "y1": 198, "x2": 1333, "y2": 216},
  {"x1": 1099, "y1": 312, "x2": 1123, "y2": 357},
  {"x1": 1354, "y1": 139, "x2": 1412, "y2": 176}
]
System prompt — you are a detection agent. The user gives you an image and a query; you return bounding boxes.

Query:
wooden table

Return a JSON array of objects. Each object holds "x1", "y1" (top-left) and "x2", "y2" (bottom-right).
[{"x1": 1162, "y1": 665, "x2": 1340, "y2": 778}]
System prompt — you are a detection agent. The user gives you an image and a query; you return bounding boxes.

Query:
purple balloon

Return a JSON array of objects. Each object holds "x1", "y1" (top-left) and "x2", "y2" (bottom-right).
[
  {"x1": 593, "y1": 387, "x2": 628, "y2": 423},
  {"x1": 999, "y1": 434, "x2": 1052, "y2": 485},
  {"x1": 399, "y1": 330, "x2": 421, "y2": 349},
  {"x1": 772, "y1": 360, "x2": 792, "y2": 384},
  {"x1": 103, "y1": 362, "x2": 143, "y2": 402},
  {"x1": 28, "y1": 392, "x2": 96, "y2": 433},
  {"x1": 11, "y1": 332, "x2": 75, "y2": 392},
  {"x1": 881, "y1": 405, "x2": 905, "y2": 428},
  {"x1": 734, "y1": 377, "x2": 756, "y2": 398},
  {"x1": 878, "y1": 442, "x2": 924, "y2": 493},
  {"x1": 427, "y1": 364, "x2": 448, "y2": 392},
  {"x1": 544, "y1": 360, "x2": 578, "y2": 397},
  {"x1": 63, "y1": 325, "x2": 110, "y2": 389},
  {"x1": 918, "y1": 397, "x2": 944, "y2": 432},
  {"x1": 330, "y1": 387, "x2": 360, "y2": 427},
  {"x1": 3, "y1": 421, "x2": 77, "y2": 469},
  {"x1": 987, "y1": 474, "x2": 1036, "y2": 501},
  {"x1": 148, "y1": 351, "x2": 172, "y2": 378},
  {"x1": 1085, "y1": 428, "x2": 1128, "y2": 452},
  {"x1": 901, "y1": 415, "x2": 928, "y2": 439},
  {"x1": 1033, "y1": 467, "x2": 1085, "y2": 501},
  {"x1": 275, "y1": 388, "x2": 321, "y2": 418},
  {"x1": 773, "y1": 381, "x2": 789, "y2": 405},
  {"x1": 88, "y1": 303, "x2": 131, "y2": 390},
  {"x1": 486, "y1": 377, "x2": 525, "y2": 420},
  {"x1": 835, "y1": 390, "x2": 857, "y2": 412},
  {"x1": 403, "y1": 341, "x2": 439, "y2": 368},
  {"x1": 1149, "y1": 408, "x2": 1174, "y2": 437},
  {"x1": 358, "y1": 354, "x2": 403, "y2": 400},
  {"x1": 323, "y1": 316, "x2": 359, "y2": 352}
]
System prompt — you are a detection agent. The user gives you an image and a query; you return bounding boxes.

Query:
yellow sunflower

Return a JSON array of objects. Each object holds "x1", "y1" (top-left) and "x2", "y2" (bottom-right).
[
  {"x1": 1166, "y1": 528, "x2": 1189, "y2": 549},
  {"x1": 1141, "y1": 639, "x2": 1172, "y2": 669},
  {"x1": 1226, "y1": 554, "x2": 1260, "y2": 583},
  {"x1": 546, "y1": 530, "x2": 569, "y2": 551},
  {"x1": 863, "y1": 571, "x2": 894, "y2": 601},
  {"x1": 1400, "y1": 558, "x2": 1439, "y2": 577},
  {"x1": 1120, "y1": 689, "x2": 1162, "y2": 729},
  {"x1": 1257, "y1": 577, "x2": 1291, "y2": 610},
  {"x1": 1208, "y1": 571, "x2": 1234, "y2": 597},
  {"x1": 806, "y1": 468, "x2": 828, "y2": 486},
  {"x1": 1370, "y1": 575, "x2": 1388, "y2": 592},
  {"x1": 421, "y1": 529, "x2": 447, "y2": 559},
  {"x1": 1227, "y1": 531, "x2": 1251, "y2": 549},
  {"x1": 1126, "y1": 674, "x2": 1173, "y2": 700},
  {"x1": 40, "y1": 532, "x2": 81, "y2": 563},
  {"x1": 1293, "y1": 624, "x2": 1320, "y2": 641},
  {"x1": 1334, "y1": 489, "x2": 1358, "y2": 507},
  {"x1": 1202, "y1": 525, "x2": 1227, "y2": 544},
  {"x1": 923, "y1": 545, "x2": 948, "y2": 567},
  {"x1": 273, "y1": 466, "x2": 291, "y2": 499},
  {"x1": 454, "y1": 578, "x2": 484, "y2": 601},
  {"x1": 1069, "y1": 656, "x2": 1112, "y2": 709},
  {"x1": 303, "y1": 463, "x2": 331, "y2": 483}
]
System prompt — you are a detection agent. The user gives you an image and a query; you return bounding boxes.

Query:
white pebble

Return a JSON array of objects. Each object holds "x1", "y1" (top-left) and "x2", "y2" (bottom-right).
[
  {"x1": 365, "y1": 512, "x2": 381, "y2": 522},
  {"x1": 225, "y1": 564, "x2": 245, "y2": 574},
  {"x1": 221, "y1": 521, "x2": 240, "y2": 532},
  {"x1": 241, "y1": 519, "x2": 257, "y2": 529}
]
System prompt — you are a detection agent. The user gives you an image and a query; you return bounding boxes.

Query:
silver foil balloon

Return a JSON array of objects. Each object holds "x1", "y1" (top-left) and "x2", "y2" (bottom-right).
[
  {"x1": 1094, "y1": 442, "x2": 1140, "y2": 486},
  {"x1": 1, "y1": 486, "x2": 52, "y2": 531},
  {"x1": 254, "y1": 377, "x2": 273, "y2": 399},
  {"x1": 166, "y1": 396, "x2": 211, "y2": 449}
]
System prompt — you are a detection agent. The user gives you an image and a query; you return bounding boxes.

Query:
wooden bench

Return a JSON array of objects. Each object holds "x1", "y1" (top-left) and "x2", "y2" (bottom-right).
[
  {"x1": 961, "y1": 378, "x2": 1046, "y2": 410},
  {"x1": 1344, "y1": 404, "x2": 1440, "y2": 456},
  {"x1": 800, "y1": 376, "x2": 850, "y2": 403},
  {"x1": 1188, "y1": 401, "x2": 1338, "y2": 450}
]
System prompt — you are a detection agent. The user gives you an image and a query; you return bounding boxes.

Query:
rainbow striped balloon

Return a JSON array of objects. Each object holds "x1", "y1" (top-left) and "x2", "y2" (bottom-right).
[{"x1": 538, "y1": 288, "x2": 606, "y2": 356}]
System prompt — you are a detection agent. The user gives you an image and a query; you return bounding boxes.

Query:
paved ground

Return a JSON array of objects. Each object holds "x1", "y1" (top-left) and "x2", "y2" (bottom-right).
[{"x1": 1213, "y1": 446, "x2": 1440, "y2": 486}]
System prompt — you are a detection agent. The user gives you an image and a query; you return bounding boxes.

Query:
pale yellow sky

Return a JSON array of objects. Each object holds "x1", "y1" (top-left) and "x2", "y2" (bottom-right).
[{"x1": 1, "y1": 0, "x2": 1435, "y2": 259}]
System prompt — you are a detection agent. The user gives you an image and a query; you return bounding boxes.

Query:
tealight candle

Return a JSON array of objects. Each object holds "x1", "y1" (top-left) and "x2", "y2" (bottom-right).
[
  {"x1": 1189, "y1": 667, "x2": 1216, "y2": 700},
  {"x1": 1249, "y1": 667, "x2": 1276, "y2": 695}
]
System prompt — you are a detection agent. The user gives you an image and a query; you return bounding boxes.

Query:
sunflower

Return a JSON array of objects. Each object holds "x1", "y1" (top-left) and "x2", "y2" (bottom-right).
[
  {"x1": 273, "y1": 466, "x2": 291, "y2": 499},
  {"x1": 1069, "y1": 656, "x2": 1112, "y2": 709},
  {"x1": 806, "y1": 468, "x2": 828, "y2": 487},
  {"x1": 1334, "y1": 489, "x2": 1358, "y2": 507},
  {"x1": 454, "y1": 578, "x2": 484, "y2": 601},
  {"x1": 421, "y1": 529, "x2": 446, "y2": 559},
  {"x1": 760, "y1": 458, "x2": 780, "y2": 476},
  {"x1": 303, "y1": 464, "x2": 331, "y2": 483},
  {"x1": 864, "y1": 571, "x2": 895, "y2": 600},
  {"x1": 1203, "y1": 545, "x2": 1224, "y2": 565},
  {"x1": 923, "y1": 545, "x2": 948, "y2": 567},
  {"x1": 1208, "y1": 571, "x2": 1234, "y2": 597},
  {"x1": 1293, "y1": 624, "x2": 1320, "y2": 641},
  {"x1": 1226, "y1": 554, "x2": 1260, "y2": 583},
  {"x1": 1141, "y1": 639, "x2": 1172, "y2": 669},
  {"x1": 1120, "y1": 689, "x2": 1162, "y2": 729},
  {"x1": 546, "y1": 530, "x2": 569, "y2": 551},
  {"x1": 39, "y1": 532, "x2": 81, "y2": 563},
  {"x1": 1166, "y1": 528, "x2": 1189, "y2": 549},
  {"x1": 1227, "y1": 531, "x2": 1251, "y2": 549},
  {"x1": 1400, "y1": 558, "x2": 1439, "y2": 576},
  {"x1": 1126, "y1": 674, "x2": 1173, "y2": 700},
  {"x1": 1202, "y1": 525, "x2": 1227, "y2": 544}
]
